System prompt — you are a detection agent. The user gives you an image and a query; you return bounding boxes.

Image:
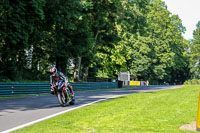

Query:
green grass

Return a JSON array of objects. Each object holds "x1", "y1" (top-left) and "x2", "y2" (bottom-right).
[{"x1": 13, "y1": 85, "x2": 199, "y2": 133}]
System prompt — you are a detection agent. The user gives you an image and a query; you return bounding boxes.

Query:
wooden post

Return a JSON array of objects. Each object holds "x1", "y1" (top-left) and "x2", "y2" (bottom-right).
[{"x1": 196, "y1": 92, "x2": 200, "y2": 131}]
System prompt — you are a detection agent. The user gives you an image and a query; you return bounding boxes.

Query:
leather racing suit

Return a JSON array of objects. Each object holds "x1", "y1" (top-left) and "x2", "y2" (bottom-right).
[{"x1": 50, "y1": 71, "x2": 74, "y2": 95}]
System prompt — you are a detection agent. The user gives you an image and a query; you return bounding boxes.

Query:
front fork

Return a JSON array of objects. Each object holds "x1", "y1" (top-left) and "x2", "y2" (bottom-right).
[{"x1": 62, "y1": 87, "x2": 71, "y2": 101}]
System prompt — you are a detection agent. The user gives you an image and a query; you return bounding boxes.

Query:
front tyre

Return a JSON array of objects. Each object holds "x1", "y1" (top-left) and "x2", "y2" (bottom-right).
[{"x1": 57, "y1": 92, "x2": 65, "y2": 107}]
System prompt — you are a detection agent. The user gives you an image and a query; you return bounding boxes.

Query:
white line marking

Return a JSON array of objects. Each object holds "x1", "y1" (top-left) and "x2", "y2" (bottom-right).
[{"x1": 1, "y1": 94, "x2": 126, "y2": 133}]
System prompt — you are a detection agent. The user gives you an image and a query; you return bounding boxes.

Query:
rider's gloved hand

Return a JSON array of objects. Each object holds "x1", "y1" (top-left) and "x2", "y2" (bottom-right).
[
  {"x1": 65, "y1": 82, "x2": 68, "y2": 87},
  {"x1": 51, "y1": 86, "x2": 54, "y2": 90},
  {"x1": 50, "y1": 86, "x2": 55, "y2": 95}
]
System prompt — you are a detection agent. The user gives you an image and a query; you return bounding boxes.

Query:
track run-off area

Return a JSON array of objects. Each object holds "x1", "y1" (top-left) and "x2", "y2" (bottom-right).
[{"x1": 0, "y1": 85, "x2": 183, "y2": 133}]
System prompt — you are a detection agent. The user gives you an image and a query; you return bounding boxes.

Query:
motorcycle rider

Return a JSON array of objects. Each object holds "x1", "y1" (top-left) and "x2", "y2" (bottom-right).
[{"x1": 50, "y1": 66, "x2": 74, "y2": 97}]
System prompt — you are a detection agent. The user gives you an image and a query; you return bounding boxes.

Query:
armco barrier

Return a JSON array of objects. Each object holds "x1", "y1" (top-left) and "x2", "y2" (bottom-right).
[{"x1": 0, "y1": 82, "x2": 118, "y2": 97}]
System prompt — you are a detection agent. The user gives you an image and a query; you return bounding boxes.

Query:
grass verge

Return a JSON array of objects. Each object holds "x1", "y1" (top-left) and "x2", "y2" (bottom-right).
[{"x1": 13, "y1": 85, "x2": 199, "y2": 133}]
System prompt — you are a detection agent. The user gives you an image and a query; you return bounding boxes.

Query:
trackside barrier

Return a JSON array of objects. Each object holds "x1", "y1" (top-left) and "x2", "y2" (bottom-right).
[
  {"x1": 0, "y1": 82, "x2": 118, "y2": 97},
  {"x1": 130, "y1": 81, "x2": 141, "y2": 86},
  {"x1": 129, "y1": 81, "x2": 147, "y2": 86}
]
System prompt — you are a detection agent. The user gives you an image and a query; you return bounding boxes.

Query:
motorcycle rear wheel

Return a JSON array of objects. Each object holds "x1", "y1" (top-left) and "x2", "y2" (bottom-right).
[{"x1": 69, "y1": 96, "x2": 75, "y2": 105}]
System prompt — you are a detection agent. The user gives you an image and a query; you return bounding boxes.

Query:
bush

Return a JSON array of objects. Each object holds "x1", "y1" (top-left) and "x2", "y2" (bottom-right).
[
  {"x1": 0, "y1": 76, "x2": 11, "y2": 82},
  {"x1": 184, "y1": 79, "x2": 200, "y2": 85}
]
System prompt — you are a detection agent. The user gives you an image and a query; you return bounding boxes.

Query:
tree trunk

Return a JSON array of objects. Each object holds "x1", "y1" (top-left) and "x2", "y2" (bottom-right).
[
  {"x1": 77, "y1": 56, "x2": 81, "y2": 81},
  {"x1": 83, "y1": 67, "x2": 89, "y2": 81},
  {"x1": 73, "y1": 57, "x2": 82, "y2": 81},
  {"x1": 95, "y1": 29, "x2": 99, "y2": 40}
]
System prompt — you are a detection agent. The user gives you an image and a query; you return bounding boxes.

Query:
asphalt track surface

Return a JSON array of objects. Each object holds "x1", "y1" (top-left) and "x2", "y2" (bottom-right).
[{"x1": 0, "y1": 85, "x2": 183, "y2": 132}]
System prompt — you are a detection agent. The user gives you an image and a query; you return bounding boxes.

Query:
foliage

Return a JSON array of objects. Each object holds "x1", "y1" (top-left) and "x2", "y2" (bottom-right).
[
  {"x1": 189, "y1": 21, "x2": 200, "y2": 79},
  {"x1": 184, "y1": 79, "x2": 200, "y2": 85},
  {"x1": 0, "y1": 0, "x2": 45, "y2": 80},
  {"x1": 0, "y1": 0, "x2": 191, "y2": 84},
  {"x1": 139, "y1": 0, "x2": 189, "y2": 84}
]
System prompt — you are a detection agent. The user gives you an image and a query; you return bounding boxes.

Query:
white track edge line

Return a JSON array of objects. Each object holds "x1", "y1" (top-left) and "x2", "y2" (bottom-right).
[{"x1": 1, "y1": 94, "x2": 126, "y2": 133}]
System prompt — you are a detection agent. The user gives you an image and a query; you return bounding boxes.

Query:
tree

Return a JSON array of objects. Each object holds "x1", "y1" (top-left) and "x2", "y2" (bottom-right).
[
  {"x1": 135, "y1": 0, "x2": 189, "y2": 84},
  {"x1": 190, "y1": 21, "x2": 200, "y2": 78},
  {"x1": 0, "y1": 0, "x2": 45, "y2": 80},
  {"x1": 36, "y1": 0, "x2": 95, "y2": 81},
  {"x1": 90, "y1": 0, "x2": 145, "y2": 78},
  {"x1": 0, "y1": 0, "x2": 190, "y2": 84}
]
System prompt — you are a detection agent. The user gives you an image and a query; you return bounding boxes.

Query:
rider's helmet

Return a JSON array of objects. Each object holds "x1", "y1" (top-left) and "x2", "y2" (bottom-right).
[{"x1": 50, "y1": 66, "x2": 57, "y2": 73}]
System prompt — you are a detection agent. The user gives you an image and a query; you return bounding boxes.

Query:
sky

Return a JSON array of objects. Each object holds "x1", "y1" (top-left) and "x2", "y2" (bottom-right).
[{"x1": 163, "y1": 0, "x2": 200, "y2": 40}]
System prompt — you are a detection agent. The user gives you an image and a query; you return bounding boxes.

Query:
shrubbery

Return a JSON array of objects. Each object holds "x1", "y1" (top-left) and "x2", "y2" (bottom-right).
[{"x1": 184, "y1": 79, "x2": 200, "y2": 85}]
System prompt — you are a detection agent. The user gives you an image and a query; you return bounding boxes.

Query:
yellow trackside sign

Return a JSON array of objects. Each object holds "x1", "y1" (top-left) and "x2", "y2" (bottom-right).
[{"x1": 130, "y1": 81, "x2": 140, "y2": 86}]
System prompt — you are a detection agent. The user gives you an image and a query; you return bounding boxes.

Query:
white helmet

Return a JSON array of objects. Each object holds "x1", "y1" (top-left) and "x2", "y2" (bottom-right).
[{"x1": 50, "y1": 66, "x2": 57, "y2": 73}]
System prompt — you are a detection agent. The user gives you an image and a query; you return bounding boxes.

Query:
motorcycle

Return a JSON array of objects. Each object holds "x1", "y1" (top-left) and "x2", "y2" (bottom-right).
[{"x1": 53, "y1": 80, "x2": 75, "y2": 106}]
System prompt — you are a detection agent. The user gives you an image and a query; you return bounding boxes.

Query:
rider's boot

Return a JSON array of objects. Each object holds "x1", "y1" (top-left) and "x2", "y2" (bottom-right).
[{"x1": 68, "y1": 85, "x2": 74, "y2": 97}]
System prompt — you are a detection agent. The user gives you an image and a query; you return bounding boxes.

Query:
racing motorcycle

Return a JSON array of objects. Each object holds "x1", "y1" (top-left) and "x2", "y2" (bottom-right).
[{"x1": 53, "y1": 80, "x2": 75, "y2": 106}]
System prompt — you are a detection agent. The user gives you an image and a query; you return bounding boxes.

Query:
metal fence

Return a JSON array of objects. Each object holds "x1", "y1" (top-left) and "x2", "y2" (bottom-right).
[
  {"x1": 0, "y1": 82, "x2": 118, "y2": 97},
  {"x1": 86, "y1": 77, "x2": 114, "y2": 82}
]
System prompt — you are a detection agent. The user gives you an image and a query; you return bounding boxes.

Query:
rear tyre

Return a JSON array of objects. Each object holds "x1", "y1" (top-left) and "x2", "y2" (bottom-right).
[
  {"x1": 69, "y1": 96, "x2": 75, "y2": 105},
  {"x1": 69, "y1": 99, "x2": 75, "y2": 105}
]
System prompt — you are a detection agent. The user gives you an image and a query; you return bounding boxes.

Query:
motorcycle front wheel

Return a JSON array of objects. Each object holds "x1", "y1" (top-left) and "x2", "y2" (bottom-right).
[{"x1": 57, "y1": 92, "x2": 66, "y2": 107}]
